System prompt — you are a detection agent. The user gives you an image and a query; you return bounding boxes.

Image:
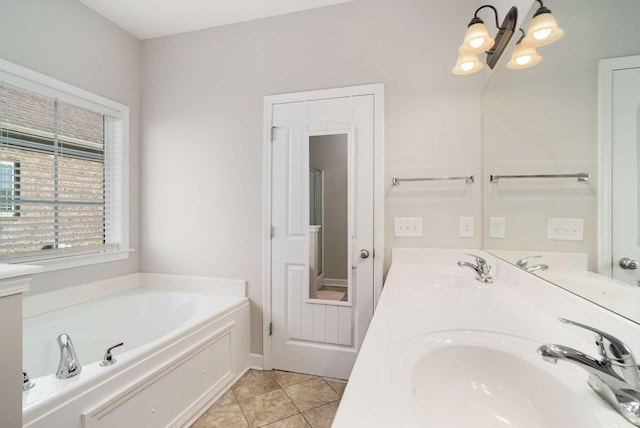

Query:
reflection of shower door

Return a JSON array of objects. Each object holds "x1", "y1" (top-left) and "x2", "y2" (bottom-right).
[
  {"x1": 610, "y1": 61, "x2": 640, "y2": 285},
  {"x1": 266, "y1": 85, "x2": 382, "y2": 379},
  {"x1": 309, "y1": 167, "x2": 323, "y2": 278}
]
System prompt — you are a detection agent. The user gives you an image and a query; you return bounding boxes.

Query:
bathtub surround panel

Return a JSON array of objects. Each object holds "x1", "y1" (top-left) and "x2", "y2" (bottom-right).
[
  {"x1": 83, "y1": 331, "x2": 233, "y2": 427},
  {"x1": 22, "y1": 279, "x2": 250, "y2": 428},
  {"x1": 0, "y1": 0, "x2": 141, "y2": 293}
]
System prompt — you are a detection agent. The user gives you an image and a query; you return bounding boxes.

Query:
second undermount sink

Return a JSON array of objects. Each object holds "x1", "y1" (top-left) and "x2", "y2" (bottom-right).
[{"x1": 386, "y1": 331, "x2": 609, "y2": 428}]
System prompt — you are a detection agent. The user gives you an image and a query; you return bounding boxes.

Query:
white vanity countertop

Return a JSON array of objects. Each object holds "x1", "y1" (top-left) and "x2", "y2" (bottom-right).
[{"x1": 333, "y1": 249, "x2": 639, "y2": 427}]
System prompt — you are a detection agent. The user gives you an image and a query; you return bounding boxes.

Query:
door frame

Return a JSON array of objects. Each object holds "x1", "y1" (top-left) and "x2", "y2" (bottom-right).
[
  {"x1": 262, "y1": 84, "x2": 384, "y2": 370},
  {"x1": 598, "y1": 55, "x2": 640, "y2": 276}
]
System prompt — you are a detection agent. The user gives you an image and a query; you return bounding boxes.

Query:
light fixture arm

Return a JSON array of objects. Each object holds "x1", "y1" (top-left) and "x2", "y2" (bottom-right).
[
  {"x1": 533, "y1": 0, "x2": 552, "y2": 17},
  {"x1": 471, "y1": 5, "x2": 501, "y2": 29},
  {"x1": 516, "y1": 28, "x2": 526, "y2": 44}
]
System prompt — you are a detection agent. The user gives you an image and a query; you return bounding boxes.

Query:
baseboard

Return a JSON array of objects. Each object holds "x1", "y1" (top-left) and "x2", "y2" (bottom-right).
[
  {"x1": 250, "y1": 353, "x2": 264, "y2": 370},
  {"x1": 323, "y1": 278, "x2": 348, "y2": 287}
]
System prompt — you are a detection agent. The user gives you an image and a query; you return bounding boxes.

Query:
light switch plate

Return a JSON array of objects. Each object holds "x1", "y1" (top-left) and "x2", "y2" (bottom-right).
[
  {"x1": 459, "y1": 217, "x2": 474, "y2": 238},
  {"x1": 489, "y1": 217, "x2": 506, "y2": 238},
  {"x1": 547, "y1": 218, "x2": 584, "y2": 241},
  {"x1": 394, "y1": 217, "x2": 423, "y2": 237}
]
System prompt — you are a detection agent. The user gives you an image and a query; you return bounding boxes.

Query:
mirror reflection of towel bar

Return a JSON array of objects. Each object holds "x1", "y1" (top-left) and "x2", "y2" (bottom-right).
[
  {"x1": 489, "y1": 173, "x2": 590, "y2": 183},
  {"x1": 392, "y1": 175, "x2": 475, "y2": 186}
]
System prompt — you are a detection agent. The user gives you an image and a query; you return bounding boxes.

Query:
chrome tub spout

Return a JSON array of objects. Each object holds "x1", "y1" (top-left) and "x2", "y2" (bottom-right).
[{"x1": 56, "y1": 333, "x2": 82, "y2": 379}]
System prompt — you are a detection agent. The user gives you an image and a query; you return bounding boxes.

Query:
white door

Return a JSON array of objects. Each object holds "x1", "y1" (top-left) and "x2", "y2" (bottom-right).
[
  {"x1": 268, "y1": 89, "x2": 379, "y2": 379},
  {"x1": 612, "y1": 65, "x2": 640, "y2": 285}
]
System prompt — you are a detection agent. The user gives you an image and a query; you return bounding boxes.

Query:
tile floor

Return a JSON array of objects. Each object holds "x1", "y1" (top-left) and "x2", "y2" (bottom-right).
[{"x1": 192, "y1": 369, "x2": 347, "y2": 428}]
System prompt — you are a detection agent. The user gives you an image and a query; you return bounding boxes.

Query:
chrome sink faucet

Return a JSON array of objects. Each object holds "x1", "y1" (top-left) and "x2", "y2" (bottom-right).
[
  {"x1": 538, "y1": 318, "x2": 640, "y2": 426},
  {"x1": 56, "y1": 333, "x2": 82, "y2": 379},
  {"x1": 457, "y1": 254, "x2": 493, "y2": 283},
  {"x1": 515, "y1": 255, "x2": 549, "y2": 273}
]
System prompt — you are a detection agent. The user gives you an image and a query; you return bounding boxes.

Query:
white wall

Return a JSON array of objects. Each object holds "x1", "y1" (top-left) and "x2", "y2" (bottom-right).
[
  {"x1": 0, "y1": 0, "x2": 141, "y2": 293},
  {"x1": 141, "y1": 0, "x2": 496, "y2": 354},
  {"x1": 0, "y1": 0, "x2": 537, "y2": 357}
]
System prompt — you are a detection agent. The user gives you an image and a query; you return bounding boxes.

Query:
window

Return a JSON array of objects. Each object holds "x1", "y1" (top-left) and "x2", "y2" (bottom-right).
[
  {"x1": 0, "y1": 60, "x2": 128, "y2": 268},
  {"x1": 0, "y1": 160, "x2": 19, "y2": 216}
]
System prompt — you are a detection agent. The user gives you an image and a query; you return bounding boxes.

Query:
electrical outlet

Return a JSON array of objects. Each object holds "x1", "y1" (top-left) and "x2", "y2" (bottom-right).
[
  {"x1": 394, "y1": 217, "x2": 423, "y2": 237},
  {"x1": 489, "y1": 217, "x2": 506, "y2": 238},
  {"x1": 459, "y1": 217, "x2": 474, "y2": 238},
  {"x1": 547, "y1": 218, "x2": 584, "y2": 241}
]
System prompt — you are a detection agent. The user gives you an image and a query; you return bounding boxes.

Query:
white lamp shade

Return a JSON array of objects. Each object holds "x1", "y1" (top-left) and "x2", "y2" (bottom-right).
[
  {"x1": 523, "y1": 12, "x2": 564, "y2": 46},
  {"x1": 452, "y1": 50, "x2": 484, "y2": 75},
  {"x1": 506, "y1": 43, "x2": 543, "y2": 69},
  {"x1": 461, "y1": 22, "x2": 495, "y2": 53}
]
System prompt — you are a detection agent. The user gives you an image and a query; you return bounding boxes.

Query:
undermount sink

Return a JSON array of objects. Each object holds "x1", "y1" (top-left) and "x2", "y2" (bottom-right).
[{"x1": 386, "y1": 330, "x2": 604, "y2": 428}]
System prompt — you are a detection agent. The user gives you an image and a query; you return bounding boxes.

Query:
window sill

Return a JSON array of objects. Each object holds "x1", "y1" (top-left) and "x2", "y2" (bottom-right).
[{"x1": 15, "y1": 249, "x2": 133, "y2": 274}]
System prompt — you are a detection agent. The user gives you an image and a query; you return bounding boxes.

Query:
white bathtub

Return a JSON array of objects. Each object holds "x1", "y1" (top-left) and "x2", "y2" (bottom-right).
[{"x1": 22, "y1": 274, "x2": 250, "y2": 428}]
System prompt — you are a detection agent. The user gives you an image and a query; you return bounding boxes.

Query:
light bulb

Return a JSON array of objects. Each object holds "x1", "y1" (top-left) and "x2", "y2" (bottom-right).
[
  {"x1": 516, "y1": 55, "x2": 532, "y2": 65},
  {"x1": 461, "y1": 22, "x2": 495, "y2": 54},
  {"x1": 461, "y1": 61, "x2": 474, "y2": 72},
  {"x1": 469, "y1": 37, "x2": 485, "y2": 49},
  {"x1": 452, "y1": 49, "x2": 484, "y2": 75},
  {"x1": 523, "y1": 6, "x2": 564, "y2": 47},
  {"x1": 533, "y1": 28, "x2": 552, "y2": 40},
  {"x1": 506, "y1": 42, "x2": 542, "y2": 70}
]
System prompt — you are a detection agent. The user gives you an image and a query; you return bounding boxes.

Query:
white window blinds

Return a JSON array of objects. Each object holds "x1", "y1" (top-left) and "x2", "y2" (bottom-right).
[{"x1": 0, "y1": 82, "x2": 120, "y2": 261}]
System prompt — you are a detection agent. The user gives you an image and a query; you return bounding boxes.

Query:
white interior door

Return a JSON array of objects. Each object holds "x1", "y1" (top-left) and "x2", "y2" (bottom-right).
[
  {"x1": 268, "y1": 92, "x2": 376, "y2": 379},
  {"x1": 612, "y1": 66, "x2": 640, "y2": 285}
]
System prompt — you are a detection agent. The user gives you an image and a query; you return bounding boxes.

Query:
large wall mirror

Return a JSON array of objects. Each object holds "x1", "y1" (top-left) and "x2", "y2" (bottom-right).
[{"x1": 483, "y1": 0, "x2": 640, "y2": 322}]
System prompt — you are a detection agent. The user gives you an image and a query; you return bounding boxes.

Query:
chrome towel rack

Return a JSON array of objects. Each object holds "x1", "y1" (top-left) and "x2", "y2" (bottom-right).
[
  {"x1": 392, "y1": 175, "x2": 475, "y2": 186},
  {"x1": 489, "y1": 172, "x2": 590, "y2": 183}
]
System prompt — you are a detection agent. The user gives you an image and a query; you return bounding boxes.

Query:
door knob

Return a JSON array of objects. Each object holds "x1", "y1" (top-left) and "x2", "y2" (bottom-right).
[
  {"x1": 360, "y1": 249, "x2": 370, "y2": 259},
  {"x1": 620, "y1": 258, "x2": 639, "y2": 270}
]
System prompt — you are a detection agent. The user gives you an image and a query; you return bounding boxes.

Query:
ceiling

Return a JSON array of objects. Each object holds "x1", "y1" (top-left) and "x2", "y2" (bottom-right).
[{"x1": 77, "y1": 0, "x2": 356, "y2": 40}]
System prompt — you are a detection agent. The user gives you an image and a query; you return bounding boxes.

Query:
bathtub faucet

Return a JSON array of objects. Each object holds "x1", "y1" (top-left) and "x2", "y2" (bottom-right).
[
  {"x1": 538, "y1": 318, "x2": 640, "y2": 426},
  {"x1": 100, "y1": 342, "x2": 124, "y2": 366},
  {"x1": 56, "y1": 333, "x2": 82, "y2": 379}
]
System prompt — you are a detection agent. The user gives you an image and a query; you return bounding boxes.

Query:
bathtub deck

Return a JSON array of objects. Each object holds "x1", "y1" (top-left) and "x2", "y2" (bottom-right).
[{"x1": 192, "y1": 370, "x2": 346, "y2": 428}]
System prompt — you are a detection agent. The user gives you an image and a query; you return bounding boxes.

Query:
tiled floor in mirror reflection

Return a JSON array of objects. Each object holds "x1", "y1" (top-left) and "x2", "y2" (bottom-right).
[{"x1": 191, "y1": 369, "x2": 347, "y2": 428}]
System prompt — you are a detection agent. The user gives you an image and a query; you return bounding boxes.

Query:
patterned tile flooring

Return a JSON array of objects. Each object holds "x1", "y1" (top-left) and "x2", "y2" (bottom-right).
[{"x1": 192, "y1": 369, "x2": 347, "y2": 428}]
